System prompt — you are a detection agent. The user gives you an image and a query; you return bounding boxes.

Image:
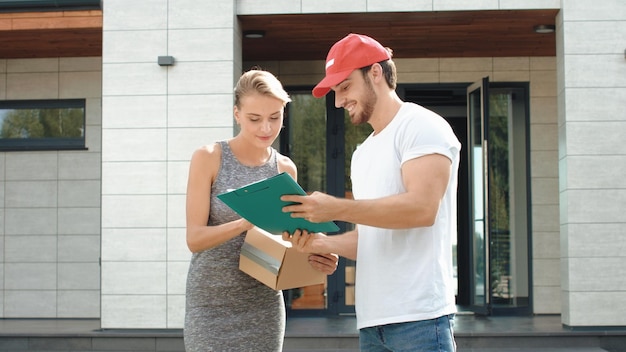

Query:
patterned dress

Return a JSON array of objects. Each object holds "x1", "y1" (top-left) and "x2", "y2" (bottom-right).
[{"x1": 184, "y1": 141, "x2": 285, "y2": 352}]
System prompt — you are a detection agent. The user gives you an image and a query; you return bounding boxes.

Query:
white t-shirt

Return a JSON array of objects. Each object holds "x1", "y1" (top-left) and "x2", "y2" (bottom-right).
[{"x1": 351, "y1": 102, "x2": 461, "y2": 330}]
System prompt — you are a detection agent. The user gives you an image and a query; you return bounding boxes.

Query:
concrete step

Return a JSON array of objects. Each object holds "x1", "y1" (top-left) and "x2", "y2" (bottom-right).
[
  {"x1": 284, "y1": 348, "x2": 609, "y2": 352},
  {"x1": 283, "y1": 335, "x2": 620, "y2": 351},
  {"x1": 458, "y1": 349, "x2": 608, "y2": 352},
  {"x1": 1, "y1": 316, "x2": 624, "y2": 352}
]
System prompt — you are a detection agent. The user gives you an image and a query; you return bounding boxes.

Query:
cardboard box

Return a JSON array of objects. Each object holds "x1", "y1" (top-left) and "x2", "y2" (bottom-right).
[{"x1": 239, "y1": 227, "x2": 326, "y2": 290}]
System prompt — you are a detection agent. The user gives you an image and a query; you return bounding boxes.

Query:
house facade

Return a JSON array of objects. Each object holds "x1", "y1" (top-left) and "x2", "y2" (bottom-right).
[{"x1": 0, "y1": 0, "x2": 624, "y2": 330}]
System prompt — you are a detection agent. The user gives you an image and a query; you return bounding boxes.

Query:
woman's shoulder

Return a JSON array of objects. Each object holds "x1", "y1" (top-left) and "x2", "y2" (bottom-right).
[
  {"x1": 275, "y1": 151, "x2": 297, "y2": 179},
  {"x1": 195, "y1": 141, "x2": 222, "y2": 155},
  {"x1": 187, "y1": 142, "x2": 222, "y2": 191},
  {"x1": 191, "y1": 142, "x2": 222, "y2": 167}
]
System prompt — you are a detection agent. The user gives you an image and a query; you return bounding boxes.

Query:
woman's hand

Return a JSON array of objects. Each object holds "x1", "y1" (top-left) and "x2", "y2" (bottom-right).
[{"x1": 238, "y1": 218, "x2": 254, "y2": 232}]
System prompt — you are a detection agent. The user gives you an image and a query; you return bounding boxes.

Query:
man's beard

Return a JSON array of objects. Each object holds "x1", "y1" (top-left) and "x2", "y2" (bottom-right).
[{"x1": 351, "y1": 74, "x2": 377, "y2": 125}]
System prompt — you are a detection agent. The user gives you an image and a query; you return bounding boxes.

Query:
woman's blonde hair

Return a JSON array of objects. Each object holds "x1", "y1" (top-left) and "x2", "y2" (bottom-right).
[{"x1": 234, "y1": 69, "x2": 291, "y2": 108}]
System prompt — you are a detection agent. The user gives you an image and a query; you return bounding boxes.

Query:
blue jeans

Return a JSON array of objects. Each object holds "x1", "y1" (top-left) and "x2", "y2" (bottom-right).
[{"x1": 359, "y1": 314, "x2": 456, "y2": 352}]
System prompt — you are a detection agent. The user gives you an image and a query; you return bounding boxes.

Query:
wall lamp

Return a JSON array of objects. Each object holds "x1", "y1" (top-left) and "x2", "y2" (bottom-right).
[
  {"x1": 243, "y1": 30, "x2": 265, "y2": 39},
  {"x1": 158, "y1": 56, "x2": 175, "y2": 66},
  {"x1": 533, "y1": 25, "x2": 556, "y2": 34}
]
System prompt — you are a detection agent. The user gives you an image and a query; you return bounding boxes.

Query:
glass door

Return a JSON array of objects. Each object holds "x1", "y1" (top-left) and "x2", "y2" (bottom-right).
[
  {"x1": 466, "y1": 80, "x2": 532, "y2": 315},
  {"x1": 467, "y1": 77, "x2": 491, "y2": 314},
  {"x1": 281, "y1": 89, "x2": 370, "y2": 316},
  {"x1": 486, "y1": 84, "x2": 531, "y2": 313},
  {"x1": 280, "y1": 91, "x2": 329, "y2": 314}
]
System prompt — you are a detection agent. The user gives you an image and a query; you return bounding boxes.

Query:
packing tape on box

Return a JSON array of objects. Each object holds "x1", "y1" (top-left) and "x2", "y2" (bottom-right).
[{"x1": 240, "y1": 242, "x2": 281, "y2": 275}]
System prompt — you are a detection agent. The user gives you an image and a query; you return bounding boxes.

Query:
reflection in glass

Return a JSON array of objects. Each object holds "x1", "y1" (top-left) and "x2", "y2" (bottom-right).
[
  {"x1": 0, "y1": 107, "x2": 84, "y2": 139},
  {"x1": 287, "y1": 94, "x2": 327, "y2": 193},
  {"x1": 488, "y1": 89, "x2": 529, "y2": 308},
  {"x1": 0, "y1": 99, "x2": 86, "y2": 150}
]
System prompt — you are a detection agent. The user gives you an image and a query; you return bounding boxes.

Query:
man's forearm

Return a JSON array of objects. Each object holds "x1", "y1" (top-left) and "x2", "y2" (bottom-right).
[
  {"x1": 333, "y1": 192, "x2": 438, "y2": 229},
  {"x1": 323, "y1": 230, "x2": 358, "y2": 261}
]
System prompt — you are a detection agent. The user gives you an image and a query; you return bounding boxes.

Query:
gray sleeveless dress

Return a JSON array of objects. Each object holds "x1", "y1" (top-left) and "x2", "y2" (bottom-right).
[{"x1": 184, "y1": 141, "x2": 285, "y2": 352}]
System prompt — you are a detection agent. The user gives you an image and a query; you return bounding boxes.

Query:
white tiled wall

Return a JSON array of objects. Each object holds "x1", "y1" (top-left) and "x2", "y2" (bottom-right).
[{"x1": 0, "y1": 57, "x2": 102, "y2": 318}]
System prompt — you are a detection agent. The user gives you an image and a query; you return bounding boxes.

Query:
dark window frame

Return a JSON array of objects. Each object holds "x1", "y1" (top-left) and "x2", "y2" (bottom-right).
[
  {"x1": 0, "y1": 0, "x2": 101, "y2": 13},
  {"x1": 0, "y1": 99, "x2": 87, "y2": 151}
]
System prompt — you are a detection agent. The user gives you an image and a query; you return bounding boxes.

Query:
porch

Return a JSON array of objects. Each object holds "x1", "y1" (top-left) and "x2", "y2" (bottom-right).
[{"x1": 0, "y1": 314, "x2": 625, "y2": 351}]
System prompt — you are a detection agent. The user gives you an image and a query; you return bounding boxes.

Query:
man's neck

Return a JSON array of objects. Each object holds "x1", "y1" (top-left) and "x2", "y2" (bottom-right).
[{"x1": 369, "y1": 92, "x2": 403, "y2": 135}]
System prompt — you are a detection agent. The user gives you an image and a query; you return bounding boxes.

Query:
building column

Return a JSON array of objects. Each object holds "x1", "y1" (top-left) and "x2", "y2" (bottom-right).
[
  {"x1": 101, "y1": 0, "x2": 240, "y2": 329},
  {"x1": 558, "y1": 0, "x2": 626, "y2": 327}
]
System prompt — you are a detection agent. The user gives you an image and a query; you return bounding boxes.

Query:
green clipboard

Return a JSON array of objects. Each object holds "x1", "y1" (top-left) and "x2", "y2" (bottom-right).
[{"x1": 217, "y1": 172, "x2": 339, "y2": 235}]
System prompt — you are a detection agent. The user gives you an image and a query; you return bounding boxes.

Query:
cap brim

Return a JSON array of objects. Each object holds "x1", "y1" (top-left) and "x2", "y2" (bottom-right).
[{"x1": 312, "y1": 69, "x2": 353, "y2": 98}]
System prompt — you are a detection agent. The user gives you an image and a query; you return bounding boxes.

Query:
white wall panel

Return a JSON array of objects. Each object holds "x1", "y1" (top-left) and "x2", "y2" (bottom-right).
[
  {"x1": 101, "y1": 195, "x2": 167, "y2": 228},
  {"x1": 167, "y1": 94, "x2": 233, "y2": 128},
  {"x1": 101, "y1": 129, "x2": 167, "y2": 162},
  {"x1": 102, "y1": 63, "x2": 167, "y2": 96},
  {"x1": 168, "y1": 0, "x2": 235, "y2": 29},
  {"x1": 433, "y1": 0, "x2": 499, "y2": 11},
  {"x1": 366, "y1": 0, "x2": 432, "y2": 12},
  {"x1": 102, "y1": 95, "x2": 167, "y2": 129},
  {"x1": 101, "y1": 295, "x2": 167, "y2": 328},
  {"x1": 237, "y1": 0, "x2": 300, "y2": 14},
  {"x1": 103, "y1": 0, "x2": 168, "y2": 30},
  {"x1": 301, "y1": 0, "x2": 366, "y2": 13},
  {"x1": 499, "y1": 0, "x2": 560, "y2": 10},
  {"x1": 103, "y1": 30, "x2": 167, "y2": 64},
  {"x1": 101, "y1": 161, "x2": 166, "y2": 195},
  {"x1": 101, "y1": 228, "x2": 168, "y2": 262}
]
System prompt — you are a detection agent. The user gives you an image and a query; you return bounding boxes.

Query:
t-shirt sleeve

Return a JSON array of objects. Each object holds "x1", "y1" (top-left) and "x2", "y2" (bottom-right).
[{"x1": 397, "y1": 114, "x2": 461, "y2": 165}]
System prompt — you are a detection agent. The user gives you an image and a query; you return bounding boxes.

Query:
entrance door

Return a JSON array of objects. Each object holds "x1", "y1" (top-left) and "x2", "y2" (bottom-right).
[
  {"x1": 467, "y1": 77, "x2": 491, "y2": 314},
  {"x1": 282, "y1": 80, "x2": 531, "y2": 317},
  {"x1": 465, "y1": 78, "x2": 532, "y2": 315},
  {"x1": 280, "y1": 89, "x2": 367, "y2": 316}
]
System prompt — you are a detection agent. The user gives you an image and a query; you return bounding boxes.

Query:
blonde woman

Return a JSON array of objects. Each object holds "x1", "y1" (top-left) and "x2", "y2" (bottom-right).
[{"x1": 183, "y1": 69, "x2": 338, "y2": 351}]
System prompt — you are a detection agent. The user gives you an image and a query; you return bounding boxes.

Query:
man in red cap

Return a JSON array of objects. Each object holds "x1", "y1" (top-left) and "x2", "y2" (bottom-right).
[{"x1": 283, "y1": 33, "x2": 460, "y2": 351}]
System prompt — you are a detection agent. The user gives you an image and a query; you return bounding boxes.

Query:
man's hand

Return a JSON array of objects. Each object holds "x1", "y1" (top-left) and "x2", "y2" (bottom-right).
[
  {"x1": 283, "y1": 229, "x2": 338, "y2": 275},
  {"x1": 282, "y1": 228, "x2": 326, "y2": 253},
  {"x1": 309, "y1": 253, "x2": 339, "y2": 275},
  {"x1": 281, "y1": 191, "x2": 339, "y2": 223},
  {"x1": 284, "y1": 228, "x2": 359, "y2": 262}
]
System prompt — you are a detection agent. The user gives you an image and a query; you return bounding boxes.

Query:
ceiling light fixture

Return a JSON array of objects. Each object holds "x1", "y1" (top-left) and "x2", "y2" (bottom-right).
[
  {"x1": 533, "y1": 25, "x2": 556, "y2": 34},
  {"x1": 243, "y1": 30, "x2": 265, "y2": 39}
]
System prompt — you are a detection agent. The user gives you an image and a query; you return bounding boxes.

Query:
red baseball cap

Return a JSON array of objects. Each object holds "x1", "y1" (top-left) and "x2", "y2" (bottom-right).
[{"x1": 312, "y1": 33, "x2": 391, "y2": 98}]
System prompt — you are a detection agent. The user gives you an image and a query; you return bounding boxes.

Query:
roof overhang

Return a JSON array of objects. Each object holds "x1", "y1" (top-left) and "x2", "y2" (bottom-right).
[{"x1": 0, "y1": 8, "x2": 558, "y2": 60}]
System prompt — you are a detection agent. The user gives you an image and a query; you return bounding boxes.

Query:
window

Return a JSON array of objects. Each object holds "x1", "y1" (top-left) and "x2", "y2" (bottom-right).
[{"x1": 0, "y1": 99, "x2": 86, "y2": 151}]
